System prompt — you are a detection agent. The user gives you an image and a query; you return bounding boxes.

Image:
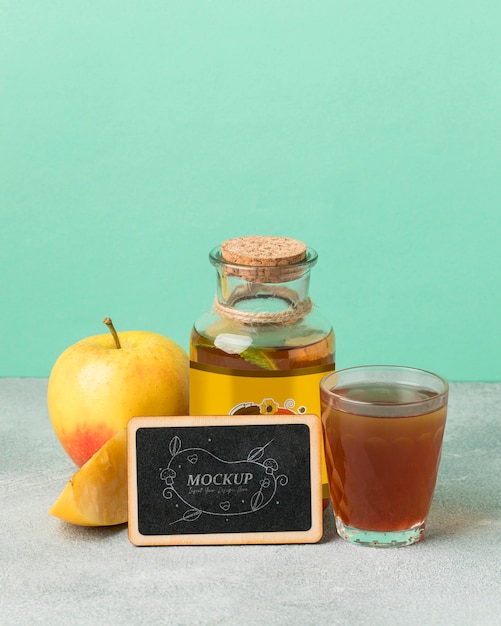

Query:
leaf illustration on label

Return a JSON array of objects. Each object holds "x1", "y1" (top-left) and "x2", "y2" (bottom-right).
[
  {"x1": 247, "y1": 446, "x2": 265, "y2": 462},
  {"x1": 250, "y1": 490, "x2": 264, "y2": 511},
  {"x1": 176, "y1": 508, "x2": 202, "y2": 524},
  {"x1": 247, "y1": 440, "x2": 274, "y2": 462},
  {"x1": 169, "y1": 436, "x2": 181, "y2": 457}
]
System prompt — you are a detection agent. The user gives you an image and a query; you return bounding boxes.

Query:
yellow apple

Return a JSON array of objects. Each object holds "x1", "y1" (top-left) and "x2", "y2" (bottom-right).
[
  {"x1": 49, "y1": 427, "x2": 127, "y2": 526},
  {"x1": 48, "y1": 318, "x2": 189, "y2": 467}
]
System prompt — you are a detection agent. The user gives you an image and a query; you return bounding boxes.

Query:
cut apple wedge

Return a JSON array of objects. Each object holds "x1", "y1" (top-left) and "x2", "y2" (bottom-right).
[{"x1": 49, "y1": 427, "x2": 127, "y2": 526}]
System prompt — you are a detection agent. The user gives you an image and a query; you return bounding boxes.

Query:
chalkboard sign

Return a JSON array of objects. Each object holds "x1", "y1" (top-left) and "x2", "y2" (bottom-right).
[{"x1": 127, "y1": 415, "x2": 323, "y2": 545}]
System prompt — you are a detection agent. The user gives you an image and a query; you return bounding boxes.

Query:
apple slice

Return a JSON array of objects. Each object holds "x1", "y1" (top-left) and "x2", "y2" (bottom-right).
[{"x1": 49, "y1": 427, "x2": 127, "y2": 526}]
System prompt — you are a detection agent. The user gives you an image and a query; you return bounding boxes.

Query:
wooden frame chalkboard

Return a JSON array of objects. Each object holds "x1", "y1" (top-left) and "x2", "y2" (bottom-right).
[{"x1": 127, "y1": 415, "x2": 323, "y2": 545}]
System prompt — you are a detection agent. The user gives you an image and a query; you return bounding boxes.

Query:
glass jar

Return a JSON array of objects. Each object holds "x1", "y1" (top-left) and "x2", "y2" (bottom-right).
[{"x1": 189, "y1": 236, "x2": 335, "y2": 500}]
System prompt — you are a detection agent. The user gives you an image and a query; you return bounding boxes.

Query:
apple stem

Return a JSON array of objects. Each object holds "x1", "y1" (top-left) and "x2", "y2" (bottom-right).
[{"x1": 103, "y1": 317, "x2": 122, "y2": 349}]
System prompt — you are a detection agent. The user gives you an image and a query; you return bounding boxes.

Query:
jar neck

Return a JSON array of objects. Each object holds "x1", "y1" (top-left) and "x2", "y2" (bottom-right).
[
  {"x1": 209, "y1": 245, "x2": 318, "y2": 326},
  {"x1": 213, "y1": 267, "x2": 313, "y2": 326}
]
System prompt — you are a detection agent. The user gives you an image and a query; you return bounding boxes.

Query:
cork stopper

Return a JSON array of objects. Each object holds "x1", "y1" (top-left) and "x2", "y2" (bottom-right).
[
  {"x1": 221, "y1": 236, "x2": 307, "y2": 267},
  {"x1": 219, "y1": 236, "x2": 308, "y2": 283}
]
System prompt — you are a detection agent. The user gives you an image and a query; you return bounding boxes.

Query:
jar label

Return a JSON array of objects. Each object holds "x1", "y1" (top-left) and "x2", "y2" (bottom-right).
[{"x1": 190, "y1": 362, "x2": 334, "y2": 498}]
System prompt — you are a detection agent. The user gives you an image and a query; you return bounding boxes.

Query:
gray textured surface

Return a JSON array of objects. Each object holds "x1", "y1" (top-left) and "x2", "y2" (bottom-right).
[{"x1": 1, "y1": 379, "x2": 500, "y2": 625}]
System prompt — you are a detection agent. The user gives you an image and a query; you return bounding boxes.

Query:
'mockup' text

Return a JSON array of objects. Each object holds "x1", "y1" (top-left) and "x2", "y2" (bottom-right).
[{"x1": 187, "y1": 472, "x2": 254, "y2": 487}]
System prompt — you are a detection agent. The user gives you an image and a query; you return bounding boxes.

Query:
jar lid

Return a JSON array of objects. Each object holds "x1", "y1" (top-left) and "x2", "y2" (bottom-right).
[
  {"x1": 221, "y1": 236, "x2": 307, "y2": 267},
  {"x1": 215, "y1": 236, "x2": 314, "y2": 284}
]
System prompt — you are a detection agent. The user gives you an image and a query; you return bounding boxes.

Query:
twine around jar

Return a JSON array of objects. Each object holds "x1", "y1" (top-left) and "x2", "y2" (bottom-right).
[{"x1": 213, "y1": 284, "x2": 312, "y2": 326}]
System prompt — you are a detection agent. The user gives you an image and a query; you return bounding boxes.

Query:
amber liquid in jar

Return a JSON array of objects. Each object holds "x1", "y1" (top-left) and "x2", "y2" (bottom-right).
[{"x1": 190, "y1": 328, "x2": 334, "y2": 372}]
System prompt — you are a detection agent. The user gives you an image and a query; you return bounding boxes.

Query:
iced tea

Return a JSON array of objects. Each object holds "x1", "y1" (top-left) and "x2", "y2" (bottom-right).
[{"x1": 320, "y1": 367, "x2": 448, "y2": 547}]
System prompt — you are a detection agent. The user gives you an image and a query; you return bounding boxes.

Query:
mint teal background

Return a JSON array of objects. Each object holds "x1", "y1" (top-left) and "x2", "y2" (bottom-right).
[{"x1": 1, "y1": 1, "x2": 500, "y2": 380}]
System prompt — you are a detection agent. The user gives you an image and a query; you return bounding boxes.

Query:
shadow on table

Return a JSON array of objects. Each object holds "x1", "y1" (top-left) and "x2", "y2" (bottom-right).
[
  {"x1": 56, "y1": 521, "x2": 128, "y2": 542},
  {"x1": 319, "y1": 505, "x2": 337, "y2": 544},
  {"x1": 318, "y1": 478, "x2": 501, "y2": 545},
  {"x1": 425, "y1": 479, "x2": 501, "y2": 541}
]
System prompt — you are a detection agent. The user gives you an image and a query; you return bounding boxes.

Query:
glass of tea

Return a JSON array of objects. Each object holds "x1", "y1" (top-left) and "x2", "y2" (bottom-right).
[{"x1": 320, "y1": 365, "x2": 448, "y2": 547}]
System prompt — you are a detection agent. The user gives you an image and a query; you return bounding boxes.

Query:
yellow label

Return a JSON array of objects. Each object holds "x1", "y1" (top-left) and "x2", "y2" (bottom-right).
[{"x1": 190, "y1": 361, "x2": 334, "y2": 498}]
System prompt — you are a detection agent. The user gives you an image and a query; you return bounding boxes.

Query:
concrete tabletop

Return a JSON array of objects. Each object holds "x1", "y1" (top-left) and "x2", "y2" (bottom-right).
[{"x1": 1, "y1": 379, "x2": 500, "y2": 625}]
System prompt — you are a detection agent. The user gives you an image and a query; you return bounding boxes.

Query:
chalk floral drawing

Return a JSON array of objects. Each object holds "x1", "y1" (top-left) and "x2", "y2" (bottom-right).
[{"x1": 159, "y1": 437, "x2": 288, "y2": 525}]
